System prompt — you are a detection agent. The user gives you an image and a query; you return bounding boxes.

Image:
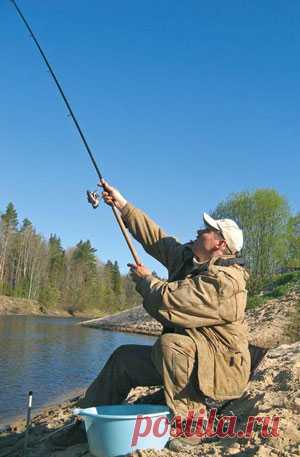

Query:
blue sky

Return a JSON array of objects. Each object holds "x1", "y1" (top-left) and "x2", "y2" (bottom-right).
[{"x1": 1, "y1": 1, "x2": 299, "y2": 276}]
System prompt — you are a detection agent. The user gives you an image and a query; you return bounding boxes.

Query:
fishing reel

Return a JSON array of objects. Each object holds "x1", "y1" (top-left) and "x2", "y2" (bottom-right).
[{"x1": 86, "y1": 186, "x2": 102, "y2": 209}]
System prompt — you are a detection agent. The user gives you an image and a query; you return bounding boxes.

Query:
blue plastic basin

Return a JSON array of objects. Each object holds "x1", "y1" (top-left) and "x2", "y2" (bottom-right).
[{"x1": 74, "y1": 404, "x2": 171, "y2": 457}]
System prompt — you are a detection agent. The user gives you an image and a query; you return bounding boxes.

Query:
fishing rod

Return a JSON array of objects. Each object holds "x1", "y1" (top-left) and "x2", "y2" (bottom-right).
[{"x1": 10, "y1": 0, "x2": 141, "y2": 265}]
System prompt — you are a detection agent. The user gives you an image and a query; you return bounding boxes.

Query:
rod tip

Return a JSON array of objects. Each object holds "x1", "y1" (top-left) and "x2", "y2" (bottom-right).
[{"x1": 28, "y1": 391, "x2": 33, "y2": 396}]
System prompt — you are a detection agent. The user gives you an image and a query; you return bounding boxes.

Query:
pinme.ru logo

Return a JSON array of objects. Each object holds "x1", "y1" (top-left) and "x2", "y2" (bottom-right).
[{"x1": 131, "y1": 408, "x2": 281, "y2": 446}]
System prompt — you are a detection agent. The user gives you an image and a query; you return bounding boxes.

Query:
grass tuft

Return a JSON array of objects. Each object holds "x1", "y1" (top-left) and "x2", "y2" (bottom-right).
[{"x1": 246, "y1": 271, "x2": 300, "y2": 310}]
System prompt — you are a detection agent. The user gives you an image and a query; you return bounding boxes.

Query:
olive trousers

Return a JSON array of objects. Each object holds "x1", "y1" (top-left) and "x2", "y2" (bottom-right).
[{"x1": 78, "y1": 333, "x2": 206, "y2": 416}]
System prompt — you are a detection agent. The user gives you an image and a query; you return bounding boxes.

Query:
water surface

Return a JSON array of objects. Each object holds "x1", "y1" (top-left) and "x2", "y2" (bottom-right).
[{"x1": 0, "y1": 315, "x2": 155, "y2": 425}]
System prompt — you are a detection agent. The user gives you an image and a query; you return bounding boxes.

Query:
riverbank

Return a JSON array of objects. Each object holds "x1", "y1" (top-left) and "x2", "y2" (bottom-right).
[
  {"x1": 80, "y1": 305, "x2": 162, "y2": 336},
  {"x1": 0, "y1": 295, "x2": 103, "y2": 319},
  {"x1": 0, "y1": 387, "x2": 85, "y2": 432}
]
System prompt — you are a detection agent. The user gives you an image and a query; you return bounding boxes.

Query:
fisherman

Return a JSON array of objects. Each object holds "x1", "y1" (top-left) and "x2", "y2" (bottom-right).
[{"x1": 51, "y1": 180, "x2": 250, "y2": 451}]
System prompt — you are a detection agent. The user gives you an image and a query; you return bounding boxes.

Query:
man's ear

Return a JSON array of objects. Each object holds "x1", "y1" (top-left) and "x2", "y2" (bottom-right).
[{"x1": 218, "y1": 239, "x2": 227, "y2": 252}]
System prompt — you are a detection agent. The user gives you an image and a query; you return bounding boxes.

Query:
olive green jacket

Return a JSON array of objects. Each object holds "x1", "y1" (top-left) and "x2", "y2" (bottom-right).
[{"x1": 122, "y1": 203, "x2": 251, "y2": 400}]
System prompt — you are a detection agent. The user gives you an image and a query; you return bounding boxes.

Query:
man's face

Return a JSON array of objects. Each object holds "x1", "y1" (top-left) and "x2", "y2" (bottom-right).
[{"x1": 192, "y1": 227, "x2": 225, "y2": 260}]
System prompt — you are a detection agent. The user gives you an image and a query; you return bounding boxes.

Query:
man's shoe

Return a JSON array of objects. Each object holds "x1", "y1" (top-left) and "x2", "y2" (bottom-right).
[
  {"x1": 168, "y1": 435, "x2": 203, "y2": 452},
  {"x1": 47, "y1": 420, "x2": 87, "y2": 449}
]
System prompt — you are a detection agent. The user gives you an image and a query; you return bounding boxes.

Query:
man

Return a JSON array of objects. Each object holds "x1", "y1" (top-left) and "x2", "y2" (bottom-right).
[{"x1": 52, "y1": 180, "x2": 250, "y2": 450}]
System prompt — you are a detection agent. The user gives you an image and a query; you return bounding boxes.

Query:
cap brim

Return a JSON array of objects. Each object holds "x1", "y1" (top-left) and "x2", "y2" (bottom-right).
[{"x1": 203, "y1": 212, "x2": 220, "y2": 230}]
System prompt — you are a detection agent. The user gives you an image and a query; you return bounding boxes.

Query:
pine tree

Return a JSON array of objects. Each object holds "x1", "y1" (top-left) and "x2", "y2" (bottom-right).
[
  {"x1": 0, "y1": 203, "x2": 19, "y2": 289},
  {"x1": 72, "y1": 240, "x2": 97, "y2": 271},
  {"x1": 20, "y1": 218, "x2": 32, "y2": 231},
  {"x1": 111, "y1": 261, "x2": 121, "y2": 295},
  {"x1": 1, "y1": 202, "x2": 18, "y2": 230},
  {"x1": 48, "y1": 234, "x2": 65, "y2": 283},
  {"x1": 63, "y1": 240, "x2": 98, "y2": 311},
  {"x1": 39, "y1": 234, "x2": 65, "y2": 308}
]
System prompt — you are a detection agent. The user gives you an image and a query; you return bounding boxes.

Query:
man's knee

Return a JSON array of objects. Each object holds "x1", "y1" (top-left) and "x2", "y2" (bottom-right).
[
  {"x1": 109, "y1": 344, "x2": 153, "y2": 372},
  {"x1": 151, "y1": 333, "x2": 196, "y2": 375},
  {"x1": 109, "y1": 344, "x2": 137, "y2": 366},
  {"x1": 154, "y1": 333, "x2": 196, "y2": 356},
  {"x1": 111, "y1": 344, "x2": 131, "y2": 357}
]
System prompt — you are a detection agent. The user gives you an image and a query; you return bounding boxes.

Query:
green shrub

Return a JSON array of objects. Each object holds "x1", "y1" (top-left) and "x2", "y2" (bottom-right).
[
  {"x1": 272, "y1": 272, "x2": 300, "y2": 288},
  {"x1": 266, "y1": 284, "x2": 290, "y2": 298},
  {"x1": 247, "y1": 295, "x2": 265, "y2": 310}
]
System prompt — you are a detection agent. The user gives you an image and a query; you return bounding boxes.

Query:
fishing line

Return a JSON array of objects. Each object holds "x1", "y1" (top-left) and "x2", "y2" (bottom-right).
[{"x1": 10, "y1": 0, "x2": 140, "y2": 265}]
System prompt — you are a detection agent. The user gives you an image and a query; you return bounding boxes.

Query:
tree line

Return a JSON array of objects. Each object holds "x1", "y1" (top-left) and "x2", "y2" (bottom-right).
[
  {"x1": 0, "y1": 203, "x2": 140, "y2": 314},
  {"x1": 0, "y1": 188, "x2": 299, "y2": 312}
]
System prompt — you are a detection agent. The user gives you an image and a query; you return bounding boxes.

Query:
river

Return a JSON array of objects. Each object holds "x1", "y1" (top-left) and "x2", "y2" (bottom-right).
[{"x1": 0, "y1": 315, "x2": 156, "y2": 426}]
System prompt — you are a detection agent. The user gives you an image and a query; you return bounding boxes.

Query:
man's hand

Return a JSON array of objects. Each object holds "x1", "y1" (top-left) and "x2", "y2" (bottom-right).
[
  {"x1": 101, "y1": 179, "x2": 127, "y2": 211},
  {"x1": 128, "y1": 263, "x2": 152, "y2": 280}
]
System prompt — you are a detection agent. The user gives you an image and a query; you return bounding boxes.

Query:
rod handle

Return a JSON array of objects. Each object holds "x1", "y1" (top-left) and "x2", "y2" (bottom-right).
[
  {"x1": 99, "y1": 178, "x2": 141, "y2": 266},
  {"x1": 111, "y1": 206, "x2": 141, "y2": 265}
]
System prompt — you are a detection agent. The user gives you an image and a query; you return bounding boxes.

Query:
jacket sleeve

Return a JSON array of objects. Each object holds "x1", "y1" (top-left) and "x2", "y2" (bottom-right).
[
  {"x1": 134, "y1": 274, "x2": 227, "y2": 328},
  {"x1": 121, "y1": 203, "x2": 182, "y2": 269}
]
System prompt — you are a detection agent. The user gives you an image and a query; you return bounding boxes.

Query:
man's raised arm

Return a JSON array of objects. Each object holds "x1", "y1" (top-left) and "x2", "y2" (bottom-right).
[{"x1": 102, "y1": 180, "x2": 182, "y2": 269}]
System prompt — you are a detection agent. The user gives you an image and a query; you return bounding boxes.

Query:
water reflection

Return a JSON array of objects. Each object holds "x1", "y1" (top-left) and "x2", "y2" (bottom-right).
[{"x1": 0, "y1": 315, "x2": 155, "y2": 425}]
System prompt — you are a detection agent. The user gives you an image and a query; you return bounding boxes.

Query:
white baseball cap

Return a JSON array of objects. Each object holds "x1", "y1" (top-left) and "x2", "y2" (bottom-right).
[{"x1": 203, "y1": 213, "x2": 243, "y2": 253}]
